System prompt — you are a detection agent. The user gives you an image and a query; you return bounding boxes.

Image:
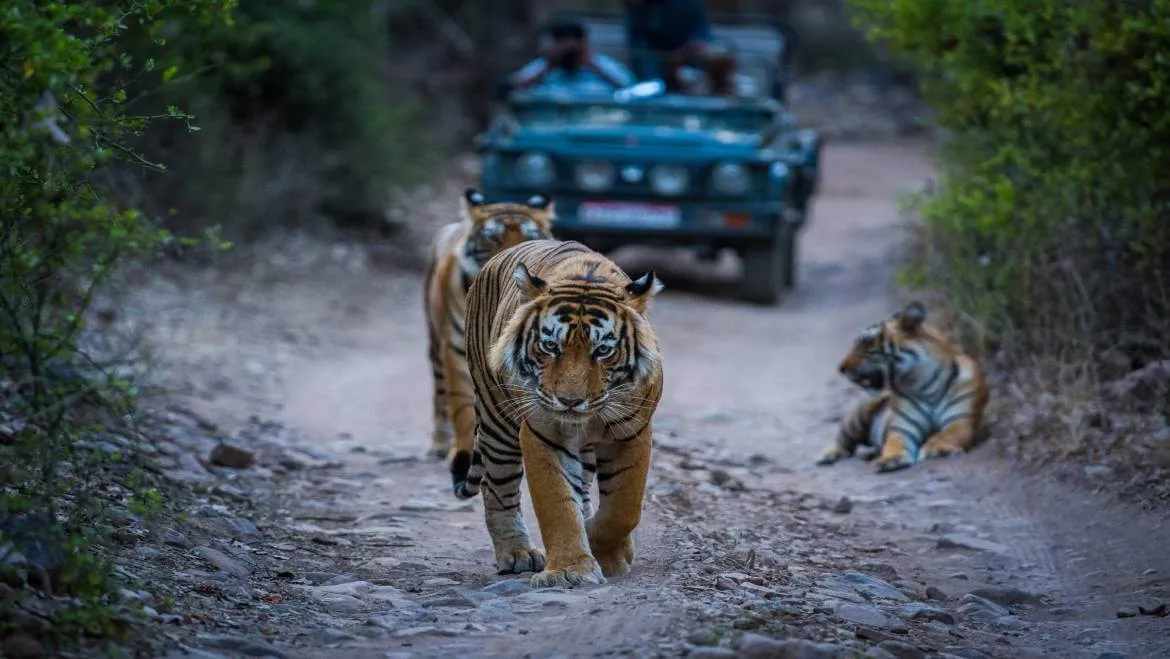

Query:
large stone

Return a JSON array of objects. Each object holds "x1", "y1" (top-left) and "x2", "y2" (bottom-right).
[
  {"x1": 936, "y1": 535, "x2": 1008, "y2": 555},
  {"x1": 734, "y1": 633, "x2": 854, "y2": 659},
  {"x1": 835, "y1": 603, "x2": 893, "y2": 628},
  {"x1": 191, "y1": 547, "x2": 252, "y2": 577},
  {"x1": 967, "y1": 586, "x2": 1044, "y2": 607},
  {"x1": 902, "y1": 602, "x2": 955, "y2": 624},
  {"x1": 208, "y1": 443, "x2": 255, "y2": 469}
]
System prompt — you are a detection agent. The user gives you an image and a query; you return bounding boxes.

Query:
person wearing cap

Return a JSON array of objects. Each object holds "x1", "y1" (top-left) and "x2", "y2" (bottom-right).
[
  {"x1": 505, "y1": 20, "x2": 636, "y2": 97},
  {"x1": 622, "y1": 0, "x2": 716, "y2": 89}
]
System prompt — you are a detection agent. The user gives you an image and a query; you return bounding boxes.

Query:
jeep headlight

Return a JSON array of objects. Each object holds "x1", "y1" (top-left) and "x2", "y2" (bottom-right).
[
  {"x1": 649, "y1": 164, "x2": 689, "y2": 197},
  {"x1": 711, "y1": 162, "x2": 751, "y2": 195},
  {"x1": 516, "y1": 151, "x2": 555, "y2": 186},
  {"x1": 575, "y1": 161, "x2": 615, "y2": 192}
]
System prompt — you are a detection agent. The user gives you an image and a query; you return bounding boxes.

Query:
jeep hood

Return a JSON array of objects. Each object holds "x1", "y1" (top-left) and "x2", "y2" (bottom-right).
[{"x1": 512, "y1": 123, "x2": 761, "y2": 151}]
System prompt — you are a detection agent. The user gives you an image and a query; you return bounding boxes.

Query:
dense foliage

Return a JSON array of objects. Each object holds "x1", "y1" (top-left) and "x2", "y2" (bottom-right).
[
  {"x1": 134, "y1": 0, "x2": 436, "y2": 239},
  {"x1": 848, "y1": 0, "x2": 1170, "y2": 374},
  {"x1": 0, "y1": 0, "x2": 233, "y2": 644}
]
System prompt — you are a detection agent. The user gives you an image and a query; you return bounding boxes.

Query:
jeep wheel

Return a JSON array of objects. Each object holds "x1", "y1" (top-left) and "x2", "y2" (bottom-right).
[
  {"x1": 740, "y1": 241, "x2": 787, "y2": 305},
  {"x1": 782, "y1": 228, "x2": 799, "y2": 289}
]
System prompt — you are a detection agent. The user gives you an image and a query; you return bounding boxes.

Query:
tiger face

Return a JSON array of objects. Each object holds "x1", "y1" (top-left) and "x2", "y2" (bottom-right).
[
  {"x1": 489, "y1": 260, "x2": 663, "y2": 424},
  {"x1": 838, "y1": 300, "x2": 936, "y2": 392},
  {"x1": 460, "y1": 189, "x2": 555, "y2": 276}
]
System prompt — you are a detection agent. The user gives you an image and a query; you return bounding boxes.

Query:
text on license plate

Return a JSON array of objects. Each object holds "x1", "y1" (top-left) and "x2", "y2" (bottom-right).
[{"x1": 578, "y1": 202, "x2": 681, "y2": 229}]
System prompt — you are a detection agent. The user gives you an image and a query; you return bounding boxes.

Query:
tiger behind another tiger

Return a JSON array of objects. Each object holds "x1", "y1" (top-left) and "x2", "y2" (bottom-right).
[
  {"x1": 817, "y1": 301, "x2": 989, "y2": 473},
  {"x1": 423, "y1": 188, "x2": 555, "y2": 461},
  {"x1": 456, "y1": 239, "x2": 664, "y2": 588}
]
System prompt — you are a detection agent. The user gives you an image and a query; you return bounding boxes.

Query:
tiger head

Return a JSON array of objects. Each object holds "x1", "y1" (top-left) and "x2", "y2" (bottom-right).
[
  {"x1": 838, "y1": 301, "x2": 957, "y2": 392},
  {"x1": 489, "y1": 259, "x2": 664, "y2": 424},
  {"x1": 460, "y1": 188, "x2": 555, "y2": 276}
]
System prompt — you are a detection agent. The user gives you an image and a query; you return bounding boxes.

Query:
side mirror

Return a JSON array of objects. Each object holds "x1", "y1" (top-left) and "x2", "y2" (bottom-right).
[{"x1": 613, "y1": 79, "x2": 666, "y2": 103}]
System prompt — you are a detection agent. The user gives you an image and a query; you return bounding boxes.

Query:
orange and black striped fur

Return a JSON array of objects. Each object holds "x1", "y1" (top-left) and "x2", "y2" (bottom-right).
[
  {"x1": 455, "y1": 239, "x2": 664, "y2": 588},
  {"x1": 423, "y1": 189, "x2": 556, "y2": 460},
  {"x1": 817, "y1": 301, "x2": 989, "y2": 473}
]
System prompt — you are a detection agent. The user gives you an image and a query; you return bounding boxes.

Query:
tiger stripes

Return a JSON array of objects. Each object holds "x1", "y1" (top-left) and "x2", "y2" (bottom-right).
[
  {"x1": 422, "y1": 188, "x2": 555, "y2": 462},
  {"x1": 456, "y1": 239, "x2": 664, "y2": 588},
  {"x1": 817, "y1": 301, "x2": 989, "y2": 473}
]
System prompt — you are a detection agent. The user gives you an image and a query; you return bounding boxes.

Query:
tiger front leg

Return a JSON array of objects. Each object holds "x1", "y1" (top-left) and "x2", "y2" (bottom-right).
[
  {"x1": 588, "y1": 429, "x2": 652, "y2": 579},
  {"x1": 920, "y1": 416, "x2": 977, "y2": 460},
  {"x1": 479, "y1": 441, "x2": 546, "y2": 575},
  {"x1": 817, "y1": 393, "x2": 889, "y2": 466},
  {"x1": 874, "y1": 430, "x2": 917, "y2": 473},
  {"x1": 519, "y1": 422, "x2": 604, "y2": 589}
]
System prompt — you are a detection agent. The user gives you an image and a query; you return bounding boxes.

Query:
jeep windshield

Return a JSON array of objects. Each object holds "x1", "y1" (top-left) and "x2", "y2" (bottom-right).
[{"x1": 511, "y1": 98, "x2": 774, "y2": 135}]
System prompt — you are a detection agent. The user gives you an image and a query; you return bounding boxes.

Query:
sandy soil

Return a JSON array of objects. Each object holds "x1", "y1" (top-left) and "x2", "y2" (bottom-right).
[{"x1": 123, "y1": 142, "x2": 1170, "y2": 659}]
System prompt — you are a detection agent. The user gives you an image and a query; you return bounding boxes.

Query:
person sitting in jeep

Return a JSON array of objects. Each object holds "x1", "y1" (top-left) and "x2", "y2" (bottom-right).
[
  {"x1": 504, "y1": 20, "x2": 636, "y2": 97},
  {"x1": 622, "y1": 0, "x2": 715, "y2": 91}
]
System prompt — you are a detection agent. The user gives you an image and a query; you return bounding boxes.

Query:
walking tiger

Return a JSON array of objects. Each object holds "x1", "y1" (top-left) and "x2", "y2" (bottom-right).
[
  {"x1": 455, "y1": 239, "x2": 664, "y2": 588},
  {"x1": 423, "y1": 188, "x2": 555, "y2": 461}
]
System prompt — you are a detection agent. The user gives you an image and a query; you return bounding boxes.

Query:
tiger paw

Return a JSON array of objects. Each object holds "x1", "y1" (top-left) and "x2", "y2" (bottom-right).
[
  {"x1": 530, "y1": 557, "x2": 605, "y2": 589},
  {"x1": 815, "y1": 447, "x2": 847, "y2": 466},
  {"x1": 874, "y1": 453, "x2": 913, "y2": 473},
  {"x1": 495, "y1": 547, "x2": 546, "y2": 575},
  {"x1": 592, "y1": 537, "x2": 635, "y2": 578},
  {"x1": 921, "y1": 444, "x2": 966, "y2": 460}
]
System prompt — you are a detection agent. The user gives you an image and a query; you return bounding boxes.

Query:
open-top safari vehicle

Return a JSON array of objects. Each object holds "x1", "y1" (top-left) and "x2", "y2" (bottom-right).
[{"x1": 474, "y1": 10, "x2": 822, "y2": 304}]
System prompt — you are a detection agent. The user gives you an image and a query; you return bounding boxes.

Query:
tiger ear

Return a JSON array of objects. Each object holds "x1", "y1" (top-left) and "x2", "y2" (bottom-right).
[
  {"x1": 896, "y1": 300, "x2": 926, "y2": 332},
  {"x1": 625, "y1": 270, "x2": 664, "y2": 311},
  {"x1": 513, "y1": 263, "x2": 547, "y2": 299},
  {"x1": 464, "y1": 188, "x2": 487, "y2": 207},
  {"x1": 525, "y1": 193, "x2": 551, "y2": 210}
]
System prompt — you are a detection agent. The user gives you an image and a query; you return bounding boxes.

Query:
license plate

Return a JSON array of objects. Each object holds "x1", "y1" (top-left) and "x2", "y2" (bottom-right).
[{"x1": 578, "y1": 202, "x2": 682, "y2": 229}]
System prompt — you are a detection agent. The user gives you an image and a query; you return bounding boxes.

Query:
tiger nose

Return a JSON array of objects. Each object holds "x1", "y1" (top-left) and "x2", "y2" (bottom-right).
[{"x1": 557, "y1": 397, "x2": 585, "y2": 409}]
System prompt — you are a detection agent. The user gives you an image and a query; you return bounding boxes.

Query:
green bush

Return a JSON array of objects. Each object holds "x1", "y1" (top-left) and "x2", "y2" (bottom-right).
[
  {"x1": 848, "y1": 0, "x2": 1170, "y2": 374},
  {"x1": 127, "y1": 0, "x2": 438, "y2": 240},
  {"x1": 0, "y1": 0, "x2": 232, "y2": 644}
]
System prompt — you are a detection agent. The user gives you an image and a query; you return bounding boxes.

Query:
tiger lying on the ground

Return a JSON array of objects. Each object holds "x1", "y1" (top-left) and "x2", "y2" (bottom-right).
[
  {"x1": 454, "y1": 239, "x2": 664, "y2": 588},
  {"x1": 423, "y1": 188, "x2": 555, "y2": 462},
  {"x1": 817, "y1": 300, "x2": 989, "y2": 473}
]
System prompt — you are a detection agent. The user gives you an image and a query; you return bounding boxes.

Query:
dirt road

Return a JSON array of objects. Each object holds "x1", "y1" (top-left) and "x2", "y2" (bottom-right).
[{"x1": 133, "y1": 142, "x2": 1170, "y2": 659}]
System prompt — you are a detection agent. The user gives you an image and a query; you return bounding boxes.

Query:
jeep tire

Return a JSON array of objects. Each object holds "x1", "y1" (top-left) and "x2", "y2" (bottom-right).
[
  {"x1": 741, "y1": 239, "x2": 787, "y2": 305},
  {"x1": 782, "y1": 227, "x2": 798, "y2": 289}
]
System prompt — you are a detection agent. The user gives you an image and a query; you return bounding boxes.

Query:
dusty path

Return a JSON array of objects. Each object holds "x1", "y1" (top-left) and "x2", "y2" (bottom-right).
[{"x1": 130, "y1": 143, "x2": 1170, "y2": 659}]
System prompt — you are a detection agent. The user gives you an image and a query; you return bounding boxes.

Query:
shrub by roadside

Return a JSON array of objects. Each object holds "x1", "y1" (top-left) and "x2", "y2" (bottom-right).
[
  {"x1": 848, "y1": 0, "x2": 1170, "y2": 498},
  {"x1": 0, "y1": 0, "x2": 234, "y2": 652},
  {"x1": 117, "y1": 0, "x2": 440, "y2": 243}
]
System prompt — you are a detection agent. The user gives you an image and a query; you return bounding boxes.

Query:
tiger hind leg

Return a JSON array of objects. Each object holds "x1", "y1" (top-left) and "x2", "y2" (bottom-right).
[
  {"x1": 580, "y1": 444, "x2": 597, "y2": 521},
  {"x1": 426, "y1": 338, "x2": 452, "y2": 460},
  {"x1": 920, "y1": 417, "x2": 976, "y2": 460},
  {"x1": 817, "y1": 392, "x2": 890, "y2": 466}
]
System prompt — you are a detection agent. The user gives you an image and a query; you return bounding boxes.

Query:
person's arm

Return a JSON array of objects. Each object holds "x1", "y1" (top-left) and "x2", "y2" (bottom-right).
[
  {"x1": 511, "y1": 57, "x2": 551, "y2": 89},
  {"x1": 589, "y1": 53, "x2": 637, "y2": 88}
]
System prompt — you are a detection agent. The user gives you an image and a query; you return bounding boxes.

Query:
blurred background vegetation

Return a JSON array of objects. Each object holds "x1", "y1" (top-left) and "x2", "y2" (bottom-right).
[
  {"x1": 848, "y1": 0, "x2": 1170, "y2": 469},
  {"x1": 123, "y1": 0, "x2": 899, "y2": 242}
]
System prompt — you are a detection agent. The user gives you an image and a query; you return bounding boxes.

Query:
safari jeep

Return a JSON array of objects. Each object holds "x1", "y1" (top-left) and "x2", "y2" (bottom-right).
[{"x1": 474, "y1": 12, "x2": 821, "y2": 305}]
